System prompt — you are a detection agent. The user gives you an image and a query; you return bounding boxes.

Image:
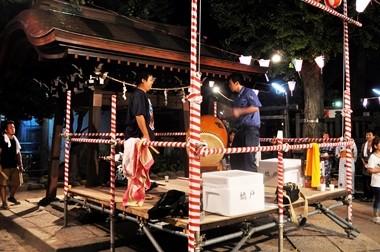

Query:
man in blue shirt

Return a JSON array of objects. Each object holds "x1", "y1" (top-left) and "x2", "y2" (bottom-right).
[{"x1": 228, "y1": 73, "x2": 262, "y2": 172}]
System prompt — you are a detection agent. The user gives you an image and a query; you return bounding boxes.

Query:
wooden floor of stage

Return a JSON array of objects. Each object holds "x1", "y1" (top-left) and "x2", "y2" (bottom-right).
[{"x1": 68, "y1": 179, "x2": 349, "y2": 231}]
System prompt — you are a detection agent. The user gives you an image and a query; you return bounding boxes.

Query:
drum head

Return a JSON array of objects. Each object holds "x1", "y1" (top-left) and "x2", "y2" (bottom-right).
[{"x1": 187, "y1": 115, "x2": 228, "y2": 167}]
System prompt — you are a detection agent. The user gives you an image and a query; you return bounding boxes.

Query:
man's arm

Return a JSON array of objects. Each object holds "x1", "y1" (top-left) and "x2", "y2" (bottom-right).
[
  {"x1": 17, "y1": 152, "x2": 23, "y2": 171},
  {"x1": 135, "y1": 115, "x2": 150, "y2": 141},
  {"x1": 233, "y1": 106, "x2": 259, "y2": 118}
]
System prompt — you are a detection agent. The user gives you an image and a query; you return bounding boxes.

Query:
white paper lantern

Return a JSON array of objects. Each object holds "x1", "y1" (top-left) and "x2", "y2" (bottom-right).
[
  {"x1": 292, "y1": 59, "x2": 303, "y2": 72},
  {"x1": 239, "y1": 55, "x2": 252, "y2": 65},
  {"x1": 258, "y1": 59, "x2": 270, "y2": 67},
  {"x1": 356, "y1": 0, "x2": 371, "y2": 12},
  {"x1": 288, "y1": 80, "x2": 296, "y2": 96},
  {"x1": 315, "y1": 56, "x2": 325, "y2": 74}
]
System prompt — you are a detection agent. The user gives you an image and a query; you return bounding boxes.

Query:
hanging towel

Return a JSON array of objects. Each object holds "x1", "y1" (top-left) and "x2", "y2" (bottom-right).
[
  {"x1": 123, "y1": 139, "x2": 154, "y2": 207},
  {"x1": 122, "y1": 137, "x2": 140, "y2": 178},
  {"x1": 305, "y1": 143, "x2": 321, "y2": 188},
  {"x1": 3, "y1": 134, "x2": 21, "y2": 154}
]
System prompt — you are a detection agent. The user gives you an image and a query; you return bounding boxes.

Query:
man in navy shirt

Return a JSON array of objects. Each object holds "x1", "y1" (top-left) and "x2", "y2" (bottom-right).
[
  {"x1": 125, "y1": 72, "x2": 156, "y2": 141},
  {"x1": 228, "y1": 73, "x2": 262, "y2": 172}
]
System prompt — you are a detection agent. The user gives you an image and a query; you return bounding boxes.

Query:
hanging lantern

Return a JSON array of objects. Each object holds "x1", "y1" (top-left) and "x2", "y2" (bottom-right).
[
  {"x1": 258, "y1": 59, "x2": 270, "y2": 67},
  {"x1": 292, "y1": 59, "x2": 303, "y2": 72},
  {"x1": 315, "y1": 56, "x2": 325, "y2": 74},
  {"x1": 362, "y1": 98, "x2": 368, "y2": 108},
  {"x1": 239, "y1": 55, "x2": 252, "y2": 65},
  {"x1": 287, "y1": 80, "x2": 296, "y2": 97},
  {"x1": 324, "y1": 0, "x2": 342, "y2": 8},
  {"x1": 356, "y1": 0, "x2": 371, "y2": 12}
]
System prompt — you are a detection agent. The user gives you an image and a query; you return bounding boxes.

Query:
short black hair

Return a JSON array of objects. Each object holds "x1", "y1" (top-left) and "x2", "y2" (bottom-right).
[
  {"x1": 228, "y1": 73, "x2": 244, "y2": 84},
  {"x1": 135, "y1": 71, "x2": 152, "y2": 85},
  {"x1": 365, "y1": 128, "x2": 375, "y2": 135},
  {"x1": 3, "y1": 120, "x2": 14, "y2": 132}
]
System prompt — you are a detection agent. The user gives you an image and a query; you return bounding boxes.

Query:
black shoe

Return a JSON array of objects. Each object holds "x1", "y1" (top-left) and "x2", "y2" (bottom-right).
[{"x1": 8, "y1": 197, "x2": 20, "y2": 205}]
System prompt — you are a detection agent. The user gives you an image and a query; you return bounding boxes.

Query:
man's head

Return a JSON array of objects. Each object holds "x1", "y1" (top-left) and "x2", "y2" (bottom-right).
[
  {"x1": 322, "y1": 132, "x2": 330, "y2": 139},
  {"x1": 4, "y1": 120, "x2": 15, "y2": 136},
  {"x1": 136, "y1": 72, "x2": 156, "y2": 92},
  {"x1": 228, "y1": 73, "x2": 244, "y2": 92},
  {"x1": 365, "y1": 128, "x2": 375, "y2": 142}
]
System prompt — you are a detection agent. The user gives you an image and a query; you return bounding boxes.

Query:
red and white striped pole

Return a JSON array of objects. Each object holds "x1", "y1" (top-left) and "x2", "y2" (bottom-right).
[
  {"x1": 188, "y1": 0, "x2": 202, "y2": 250},
  {"x1": 276, "y1": 131, "x2": 285, "y2": 249},
  {"x1": 213, "y1": 101, "x2": 217, "y2": 117},
  {"x1": 343, "y1": 0, "x2": 353, "y2": 221},
  {"x1": 63, "y1": 91, "x2": 71, "y2": 197},
  {"x1": 109, "y1": 95, "x2": 117, "y2": 251}
]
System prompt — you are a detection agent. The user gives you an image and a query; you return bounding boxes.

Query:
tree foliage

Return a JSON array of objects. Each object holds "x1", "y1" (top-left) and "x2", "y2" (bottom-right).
[{"x1": 207, "y1": 0, "x2": 380, "y2": 137}]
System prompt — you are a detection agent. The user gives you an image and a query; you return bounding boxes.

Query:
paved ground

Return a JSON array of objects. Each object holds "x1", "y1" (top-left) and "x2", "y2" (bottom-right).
[{"x1": 1, "y1": 185, "x2": 380, "y2": 252}]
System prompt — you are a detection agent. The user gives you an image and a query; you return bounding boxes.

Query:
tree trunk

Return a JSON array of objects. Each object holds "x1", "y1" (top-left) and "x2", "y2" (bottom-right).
[{"x1": 300, "y1": 61, "x2": 325, "y2": 138}]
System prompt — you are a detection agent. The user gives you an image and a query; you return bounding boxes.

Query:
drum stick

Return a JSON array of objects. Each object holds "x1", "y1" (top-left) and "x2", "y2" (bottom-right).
[
  {"x1": 149, "y1": 146, "x2": 160, "y2": 154},
  {"x1": 0, "y1": 170, "x2": 9, "y2": 181}
]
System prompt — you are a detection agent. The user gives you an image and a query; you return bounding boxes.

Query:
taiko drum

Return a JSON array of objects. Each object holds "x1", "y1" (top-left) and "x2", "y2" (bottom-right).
[{"x1": 188, "y1": 115, "x2": 228, "y2": 167}]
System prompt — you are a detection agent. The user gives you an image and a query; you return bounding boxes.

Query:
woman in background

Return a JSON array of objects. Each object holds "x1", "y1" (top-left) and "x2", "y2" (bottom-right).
[{"x1": 367, "y1": 136, "x2": 380, "y2": 224}]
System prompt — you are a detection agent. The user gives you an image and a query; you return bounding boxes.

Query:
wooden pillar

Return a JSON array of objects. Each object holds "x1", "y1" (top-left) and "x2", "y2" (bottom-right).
[
  {"x1": 85, "y1": 89, "x2": 102, "y2": 187},
  {"x1": 41, "y1": 95, "x2": 65, "y2": 205},
  {"x1": 40, "y1": 118, "x2": 50, "y2": 172}
]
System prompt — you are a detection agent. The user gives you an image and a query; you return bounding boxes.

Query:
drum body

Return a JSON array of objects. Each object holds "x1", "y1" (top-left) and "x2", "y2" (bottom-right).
[{"x1": 188, "y1": 115, "x2": 228, "y2": 167}]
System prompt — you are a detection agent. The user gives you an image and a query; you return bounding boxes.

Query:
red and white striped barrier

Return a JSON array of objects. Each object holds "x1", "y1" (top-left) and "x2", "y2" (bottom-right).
[
  {"x1": 343, "y1": 0, "x2": 353, "y2": 221},
  {"x1": 110, "y1": 95, "x2": 117, "y2": 214},
  {"x1": 63, "y1": 91, "x2": 71, "y2": 197},
  {"x1": 302, "y1": 0, "x2": 362, "y2": 27},
  {"x1": 198, "y1": 140, "x2": 353, "y2": 156},
  {"x1": 188, "y1": 0, "x2": 202, "y2": 250},
  {"x1": 260, "y1": 137, "x2": 343, "y2": 143},
  {"x1": 154, "y1": 132, "x2": 187, "y2": 137},
  {"x1": 70, "y1": 133, "x2": 124, "y2": 137}
]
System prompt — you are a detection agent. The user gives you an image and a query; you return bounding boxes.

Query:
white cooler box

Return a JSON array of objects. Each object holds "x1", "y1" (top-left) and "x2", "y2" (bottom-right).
[
  {"x1": 258, "y1": 158, "x2": 301, "y2": 187},
  {"x1": 202, "y1": 170, "x2": 265, "y2": 216}
]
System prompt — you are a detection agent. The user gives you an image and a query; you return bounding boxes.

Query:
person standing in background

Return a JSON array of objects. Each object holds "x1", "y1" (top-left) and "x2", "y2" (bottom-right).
[
  {"x1": 360, "y1": 129, "x2": 375, "y2": 202},
  {"x1": 228, "y1": 73, "x2": 261, "y2": 172},
  {"x1": 319, "y1": 132, "x2": 336, "y2": 187},
  {"x1": 367, "y1": 136, "x2": 380, "y2": 224},
  {"x1": 0, "y1": 120, "x2": 23, "y2": 210}
]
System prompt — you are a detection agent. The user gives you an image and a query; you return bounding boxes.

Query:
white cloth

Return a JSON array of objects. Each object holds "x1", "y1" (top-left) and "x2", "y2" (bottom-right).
[
  {"x1": 122, "y1": 137, "x2": 140, "y2": 178},
  {"x1": 368, "y1": 153, "x2": 380, "y2": 188},
  {"x1": 363, "y1": 141, "x2": 371, "y2": 157},
  {"x1": 3, "y1": 134, "x2": 21, "y2": 154}
]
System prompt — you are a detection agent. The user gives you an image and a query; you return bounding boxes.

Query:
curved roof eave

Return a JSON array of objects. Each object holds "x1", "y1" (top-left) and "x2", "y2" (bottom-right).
[{"x1": 0, "y1": 7, "x2": 268, "y2": 77}]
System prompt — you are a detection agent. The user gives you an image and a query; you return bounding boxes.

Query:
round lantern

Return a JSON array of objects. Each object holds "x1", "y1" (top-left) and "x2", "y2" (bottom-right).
[{"x1": 324, "y1": 0, "x2": 342, "y2": 8}]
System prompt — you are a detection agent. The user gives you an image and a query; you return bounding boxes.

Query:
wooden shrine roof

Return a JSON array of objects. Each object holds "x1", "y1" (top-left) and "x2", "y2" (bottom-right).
[{"x1": 0, "y1": 0, "x2": 267, "y2": 78}]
